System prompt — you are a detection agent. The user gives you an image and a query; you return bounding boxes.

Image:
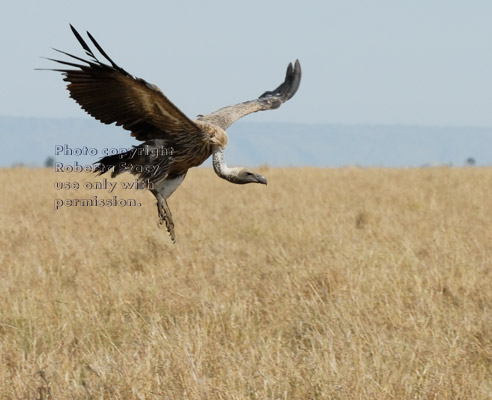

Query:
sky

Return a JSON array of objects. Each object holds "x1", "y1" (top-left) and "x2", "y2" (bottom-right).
[{"x1": 1, "y1": 0, "x2": 492, "y2": 127}]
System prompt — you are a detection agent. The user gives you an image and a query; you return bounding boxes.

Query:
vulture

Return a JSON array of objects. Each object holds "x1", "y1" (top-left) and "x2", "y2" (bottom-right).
[{"x1": 45, "y1": 25, "x2": 301, "y2": 242}]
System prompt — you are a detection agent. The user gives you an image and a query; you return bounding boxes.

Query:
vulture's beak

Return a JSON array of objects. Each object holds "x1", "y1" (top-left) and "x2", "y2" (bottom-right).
[{"x1": 255, "y1": 174, "x2": 267, "y2": 185}]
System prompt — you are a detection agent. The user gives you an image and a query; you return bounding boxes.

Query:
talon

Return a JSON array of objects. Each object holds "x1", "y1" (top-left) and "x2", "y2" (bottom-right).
[{"x1": 153, "y1": 192, "x2": 177, "y2": 243}]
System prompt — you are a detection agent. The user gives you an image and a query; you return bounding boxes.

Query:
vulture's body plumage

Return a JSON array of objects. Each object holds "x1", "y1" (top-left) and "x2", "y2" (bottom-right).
[{"x1": 45, "y1": 25, "x2": 301, "y2": 242}]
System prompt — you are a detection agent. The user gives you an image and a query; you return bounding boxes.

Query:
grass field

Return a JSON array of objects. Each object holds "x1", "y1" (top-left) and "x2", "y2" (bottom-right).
[{"x1": 0, "y1": 166, "x2": 491, "y2": 399}]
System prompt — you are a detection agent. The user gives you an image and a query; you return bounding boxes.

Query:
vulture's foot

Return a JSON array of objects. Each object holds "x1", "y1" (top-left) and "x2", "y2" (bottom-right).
[{"x1": 155, "y1": 194, "x2": 176, "y2": 244}]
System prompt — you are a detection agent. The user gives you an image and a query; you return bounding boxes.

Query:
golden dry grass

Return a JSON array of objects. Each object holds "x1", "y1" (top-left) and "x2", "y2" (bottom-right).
[{"x1": 0, "y1": 166, "x2": 491, "y2": 399}]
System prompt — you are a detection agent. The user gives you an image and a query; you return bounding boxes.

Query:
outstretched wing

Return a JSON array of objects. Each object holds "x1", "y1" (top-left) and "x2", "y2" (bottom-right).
[
  {"x1": 198, "y1": 60, "x2": 301, "y2": 130},
  {"x1": 44, "y1": 25, "x2": 204, "y2": 142}
]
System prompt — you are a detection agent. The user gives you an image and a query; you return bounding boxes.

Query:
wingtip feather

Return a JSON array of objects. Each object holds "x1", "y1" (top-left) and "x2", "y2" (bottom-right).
[
  {"x1": 259, "y1": 59, "x2": 302, "y2": 101},
  {"x1": 86, "y1": 30, "x2": 121, "y2": 71},
  {"x1": 70, "y1": 24, "x2": 97, "y2": 60}
]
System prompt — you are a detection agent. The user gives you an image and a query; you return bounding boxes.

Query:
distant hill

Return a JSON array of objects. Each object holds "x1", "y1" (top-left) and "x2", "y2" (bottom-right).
[{"x1": 1, "y1": 116, "x2": 491, "y2": 167}]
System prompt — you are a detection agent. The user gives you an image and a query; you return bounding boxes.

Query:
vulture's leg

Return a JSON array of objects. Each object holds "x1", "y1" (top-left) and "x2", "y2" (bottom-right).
[{"x1": 151, "y1": 189, "x2": 176, "y2": 243}]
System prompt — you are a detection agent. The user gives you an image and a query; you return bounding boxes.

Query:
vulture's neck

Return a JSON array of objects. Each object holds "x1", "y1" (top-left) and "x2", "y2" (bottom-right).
[{"x1": 212, "y1": 148, "x2": 241, "y2": 183}]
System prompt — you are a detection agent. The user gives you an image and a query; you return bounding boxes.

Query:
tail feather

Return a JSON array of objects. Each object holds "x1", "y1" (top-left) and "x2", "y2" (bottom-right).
[
  {"x1": 94, "y1": 140, "x2": 171, "y2": 181},
  {"x1": 94, "y1": 151, "x2": 130, "y2": 177}
]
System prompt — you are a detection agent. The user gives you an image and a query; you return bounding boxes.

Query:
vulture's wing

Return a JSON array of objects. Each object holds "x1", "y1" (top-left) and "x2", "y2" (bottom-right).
[
  {"x1": 44, "y1": 25, "x2": 204, "y2": 142},
  {"x1": 198, "y1": 60, "x2": 301, "y2": 130}
]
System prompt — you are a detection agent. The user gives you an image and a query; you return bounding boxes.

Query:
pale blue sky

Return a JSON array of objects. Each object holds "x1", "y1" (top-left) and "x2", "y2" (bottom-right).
[{"x1": 2, "y1": 0, "x2": 491, "y2": 126}]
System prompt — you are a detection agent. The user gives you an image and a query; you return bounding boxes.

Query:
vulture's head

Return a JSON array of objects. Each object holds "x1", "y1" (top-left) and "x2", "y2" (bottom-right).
[{"x1": 233, "y1": 168, "x2": 267, "y2": 185}]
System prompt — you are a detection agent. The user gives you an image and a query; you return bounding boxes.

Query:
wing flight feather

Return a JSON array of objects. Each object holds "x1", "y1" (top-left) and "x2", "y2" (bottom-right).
[{"x1": 44, "y1": 25, "x2": 203, "y2": 142}]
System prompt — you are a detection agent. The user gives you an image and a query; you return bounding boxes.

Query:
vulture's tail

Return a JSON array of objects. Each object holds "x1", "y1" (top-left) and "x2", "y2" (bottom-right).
[{"x1": 94, "y1": 150, "x2": 133, "y2": 177}]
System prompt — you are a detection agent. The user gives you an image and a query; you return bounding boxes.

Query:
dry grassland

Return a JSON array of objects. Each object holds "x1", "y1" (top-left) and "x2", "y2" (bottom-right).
[{"x1": 0, "y1": 166, "x2": 491, "y2": 399}]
